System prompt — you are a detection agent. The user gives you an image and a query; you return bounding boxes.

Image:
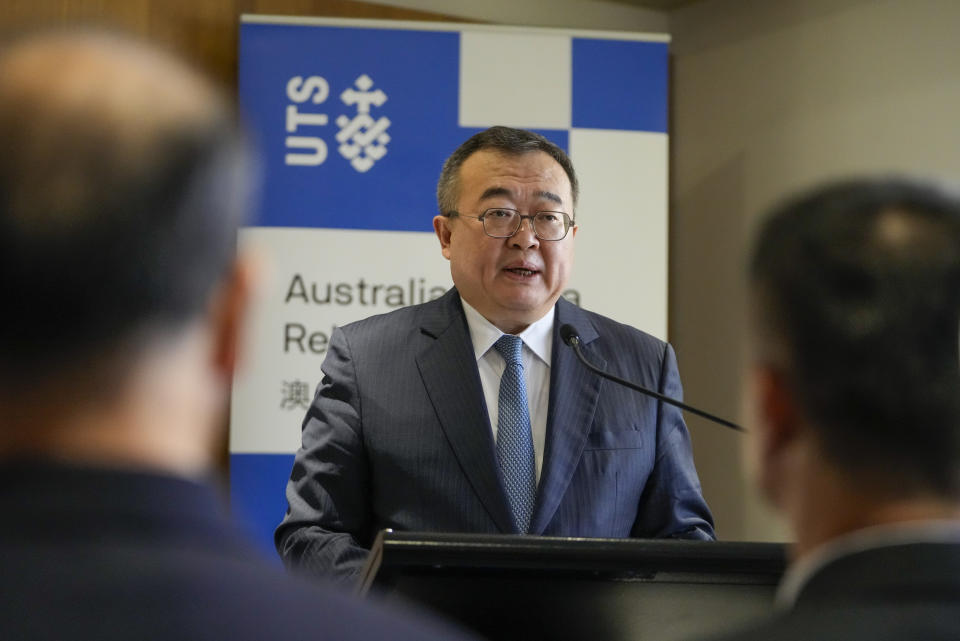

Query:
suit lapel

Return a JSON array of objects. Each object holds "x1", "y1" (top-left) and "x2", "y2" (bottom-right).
[
  {"x1": 529, "y1": 299, "x2": 604, "y2": 534},
  {"x1": 416, "y1": 290, "x2": 516, "y2": 533}
]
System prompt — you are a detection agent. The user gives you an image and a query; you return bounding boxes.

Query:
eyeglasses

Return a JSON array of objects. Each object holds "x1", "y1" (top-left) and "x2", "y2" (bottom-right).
[{"x1": 446, "y1": 208, "x2": 575, "y2": 241}]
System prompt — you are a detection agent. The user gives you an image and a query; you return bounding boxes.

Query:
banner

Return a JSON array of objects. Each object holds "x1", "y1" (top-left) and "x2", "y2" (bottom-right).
[{"x1": 232, "y1": 15, "x2": 670, "y2": 550}]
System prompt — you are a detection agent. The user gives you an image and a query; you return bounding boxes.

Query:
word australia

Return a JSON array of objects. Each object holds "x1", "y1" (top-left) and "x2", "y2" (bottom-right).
[{"x1": 285, "y1": 274, "x2": 448, "y2": 308}]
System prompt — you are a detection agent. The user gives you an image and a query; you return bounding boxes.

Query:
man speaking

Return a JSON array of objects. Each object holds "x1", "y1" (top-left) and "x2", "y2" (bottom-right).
[{"x1": 277, "y1": 126, "x2": 714, "y2": 582}]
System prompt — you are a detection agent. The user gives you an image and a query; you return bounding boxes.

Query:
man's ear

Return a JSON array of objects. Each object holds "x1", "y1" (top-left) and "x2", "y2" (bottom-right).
[
  {"x1": 208, "y1": 252, "x2": 258, "y2": 381},
  {"x1": 433, "y1": 215, "x2": 453, "y2": 260},
  {"x1": 749, "y1": 363, "x2": 803, "y2": 504},
  {"x1": 755, "y1": 364, "x2": 801, "y2": 456}
]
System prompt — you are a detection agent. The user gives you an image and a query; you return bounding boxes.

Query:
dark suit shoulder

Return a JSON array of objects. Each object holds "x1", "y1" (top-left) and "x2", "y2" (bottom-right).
[
  {"x1": 556, "y1": 299, "x2": 669, "y2": 368},
  {"x1": 583, "y1": 307, "x2": 666, "y2": 348},
  {"x1": 163, "y1": 554, "x2": 470, "y2": 641},
  {"x1": 0, "y1": 493, "x2": 473, "y2": 641},
  {"x1": 336, "y1": 288, "x2": 459, "y2": 346},
  {"x1": 704, "y1": 544, "x2": 960, "y2": 641},
  {"x1": 0, "y1": 537, "x2": 469, "y2": 641},
  {"x1": 703, "y1": 604, "x2": 960, "y2": 641}
]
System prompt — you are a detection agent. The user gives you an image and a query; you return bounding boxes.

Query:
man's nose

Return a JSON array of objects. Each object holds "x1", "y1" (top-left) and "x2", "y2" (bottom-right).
[{"x1": 510, "y1": 216, "x2": 539, "y2": 248}]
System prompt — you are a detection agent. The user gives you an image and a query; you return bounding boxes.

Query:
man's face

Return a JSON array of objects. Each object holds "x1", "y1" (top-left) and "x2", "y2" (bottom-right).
[{"x1": 433, "y1": 149, "x2": 577, "y2": 334}]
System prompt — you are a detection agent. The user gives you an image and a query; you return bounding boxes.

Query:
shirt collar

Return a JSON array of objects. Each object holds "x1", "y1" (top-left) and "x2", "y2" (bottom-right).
[
  {"x1": 460, "y1": 297, "x2": 554, "y2": 367},
  {"x1": 776, "y1": 519, "x2": 960, "y2": 609}
]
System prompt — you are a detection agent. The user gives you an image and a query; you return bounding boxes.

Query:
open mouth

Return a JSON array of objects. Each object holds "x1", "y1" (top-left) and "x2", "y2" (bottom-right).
[{"x1": 505, "y1": 267, "x2": 537, "y2": 277}]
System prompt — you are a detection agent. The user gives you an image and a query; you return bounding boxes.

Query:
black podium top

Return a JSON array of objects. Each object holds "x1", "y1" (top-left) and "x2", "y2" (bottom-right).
[{"x1": 361, "y1": 531, "x2": 787, "y2": 641}]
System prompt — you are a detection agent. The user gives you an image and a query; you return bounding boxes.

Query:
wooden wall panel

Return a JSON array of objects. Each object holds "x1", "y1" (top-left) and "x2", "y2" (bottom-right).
[{"x1": 0, "y1": 0, "x2": 463, "y2": 85}]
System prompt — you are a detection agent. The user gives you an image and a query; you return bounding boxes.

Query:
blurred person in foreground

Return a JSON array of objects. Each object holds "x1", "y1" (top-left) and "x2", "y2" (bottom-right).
[
  {"x1": 705, "y1": 177, "x2": 960, "y2": 641},
  {"x1": 0, "y1": 28, "x2": 475, "y2": 641}
]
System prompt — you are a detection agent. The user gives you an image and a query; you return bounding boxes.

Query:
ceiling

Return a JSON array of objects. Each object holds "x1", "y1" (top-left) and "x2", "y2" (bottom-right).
[{"x1": 608, "y1": 0, "x2": 705, "y2": 10}]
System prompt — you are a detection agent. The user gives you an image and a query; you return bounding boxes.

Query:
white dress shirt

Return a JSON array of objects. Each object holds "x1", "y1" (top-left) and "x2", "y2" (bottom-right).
[{"x1": 460, "y1": 298, "x2": 553, "y2": 483}]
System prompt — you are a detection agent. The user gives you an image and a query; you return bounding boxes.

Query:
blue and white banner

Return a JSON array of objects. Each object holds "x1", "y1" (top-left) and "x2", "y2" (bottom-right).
[{"x1": 231, "y1": 15, "x2": 670, "y2": 550}]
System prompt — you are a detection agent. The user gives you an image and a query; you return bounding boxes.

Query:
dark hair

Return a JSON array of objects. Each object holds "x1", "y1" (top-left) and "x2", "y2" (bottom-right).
[
  {"x1": 436, "y1": 126, "x2": 579, "y2": 214},
  {"x1": 750, "y1": 177, "x2": 960, "y2": 498},
  {"x1": 0, "y1": 31, "x2": 252, "y2": 390}
]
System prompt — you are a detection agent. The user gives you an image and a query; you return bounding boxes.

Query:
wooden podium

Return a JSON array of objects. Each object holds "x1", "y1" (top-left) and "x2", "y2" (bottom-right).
[{"x1": 359, "y1": 531, "x2": 786, "y2": 641}]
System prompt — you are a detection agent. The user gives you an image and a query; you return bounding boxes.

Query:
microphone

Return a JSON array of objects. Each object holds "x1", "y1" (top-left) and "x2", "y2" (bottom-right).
[{"x1": 559, "y1": 324, "x2": 743, "y2": 432}]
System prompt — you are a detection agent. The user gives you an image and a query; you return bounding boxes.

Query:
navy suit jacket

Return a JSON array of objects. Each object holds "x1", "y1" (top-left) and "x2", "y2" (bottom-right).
[
  {"x1": 277, "y1": 289, "x2": 714, "y2": 581},
  {"x1": 703, "y1": 541, "x2": 960, "y2": 641},
  {"x1": 0, "y1": 460, "x2": 475, "y2": 641}
]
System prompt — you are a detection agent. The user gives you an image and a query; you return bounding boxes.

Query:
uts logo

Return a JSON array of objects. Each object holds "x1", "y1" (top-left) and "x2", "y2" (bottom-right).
[
  {"x1": 283, "y1": 74, "x2": 390, "y2": 173},
  {"x1": 337, "y1": 74, "x2": 391, "y2": 173}
]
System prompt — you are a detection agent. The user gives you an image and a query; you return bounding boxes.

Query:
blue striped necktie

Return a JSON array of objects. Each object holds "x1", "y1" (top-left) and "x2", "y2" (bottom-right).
[{"x1": 493, "y1": 334, "x2": 536, "y2": 534}]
